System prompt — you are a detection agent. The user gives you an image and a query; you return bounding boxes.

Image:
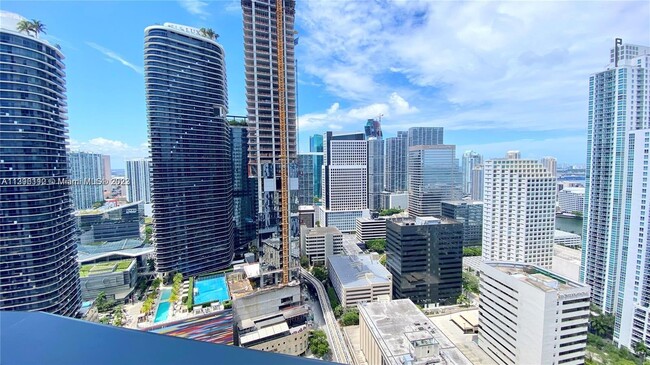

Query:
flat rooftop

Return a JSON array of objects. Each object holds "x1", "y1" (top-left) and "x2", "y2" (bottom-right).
[
  {"x1": 490, "y1": 262, "x2": 587, "y2": 292},
  {"x1": 441, "y1": 200, "x2": 483, "y2": 206},
  {"x1": 356, "y1": 217, "x2": 387, "y2": 224},
  {"x1": 554, "y1": 230, "x2": 581, "y2": 239},
  {"x1": 80, "y1": 259, "x2": 134, "y2": 278},
  {"x1": 304, "y1": 226, "x2": 342, "y2": 236},
  {"x1": 75, "y1": 201, "x2": 142, "y2": 216},
  {"x1": 328, "y1": 254, "x2": 392, "y2": 288},
  {"x1": 358, "y1": 299, "x2": 471, "y2": 365},
  {"x1": 390, "y1": 216, "x2": 459, "y2": 226}
]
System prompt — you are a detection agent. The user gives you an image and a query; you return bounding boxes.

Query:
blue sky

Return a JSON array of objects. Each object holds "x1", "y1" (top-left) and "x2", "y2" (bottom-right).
[{"x1": 4, "y1": 0, "x2": 649, "y2": 168}]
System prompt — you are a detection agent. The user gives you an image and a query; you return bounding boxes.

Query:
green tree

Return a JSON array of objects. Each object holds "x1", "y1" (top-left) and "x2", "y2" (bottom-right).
[
  {"x1": 312, "y1": 265, "x2": 328, "y2": 282},
  {"x1": 379, "y1": 254, "x2": 386, "y2": 266},
  {"x1": 151, "y1": 277, "x2": 162, "y2": 289},
  {"x1": 308, "y1": 330, "x2": 330, "y2": 358},
  {"x1": 112, "y1": 306, "x2": 124, "y2": 326},
  {"x1": 29, "y1": 20, "x2": 46, "y2": 36},
  {"x1": 634, "y1": 341, "x2": 648, "y2": 364},
  {"x1": 462, "y1": 272, "x2": 479, "y2": 294},
  {"x1": 365, "y1": 239, "x2": 386, "y2": 254},
  {"x1": 462, "y1": 246, "x2": 482, "y2": 256},
  {"x1": 17, "y1": 20, "x2": 32, "y2": 35},
  {"x1": 341, "y1": 309, "x2": 359, "y2": 326},
  {"x1": 300, "y1": 255, "x2": 310, "y2": 269},
  {"x1": 379, "y1": 208, "x2": 403, "y2": 216},
  {"x1": 95, "y1": 291, "x2": 107, "y2": 309},
  {"x1": 456, "y1": 293, "x2": 470, "y2": 307},
  {"x1": 327, "y1": 287, "x2": 340, "y2": 309},
  {"x1": 147, "y1": 258, "x2": 155, "y2": 271},
  {"x1": 590, "y1": 312, "x2": 615, "y2": 339},
  {"x1": 315, "y1": 221, "x2": 321, "y2": 227}
]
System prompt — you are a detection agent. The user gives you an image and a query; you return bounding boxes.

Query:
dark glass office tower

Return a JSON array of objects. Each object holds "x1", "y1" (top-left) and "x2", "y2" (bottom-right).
[
  {"x1": 386, "y1": 217, "x2": 463, "y2": 307},
  {"x1": 231, "y1": 123, "x2": 258, "y2": 259},
  {"x1": 145, "y1": 23, "x2": 233, "y2": 276},
  {"x1": 0, "y1": 13, "x2": 80, "y2": 316}
]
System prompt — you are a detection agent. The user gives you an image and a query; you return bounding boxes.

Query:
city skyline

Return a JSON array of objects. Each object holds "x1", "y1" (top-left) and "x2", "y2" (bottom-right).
[{"x1": 1, "y1": 2, "x2": 647, "y2": 167}]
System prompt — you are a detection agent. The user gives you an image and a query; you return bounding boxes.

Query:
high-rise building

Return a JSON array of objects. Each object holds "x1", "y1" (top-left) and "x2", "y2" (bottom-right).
[
  {"x1": 367, "y1": 137, "x2": 384, "y2": 211},
  {"x1": 299, "y1": 226, "x2": 343, "y2": 266},
  {"x1": 407, "y1": 127, "x2": 443, "y2": 147},
  {"x1": 557, "y1": 187, "x2": 585, "y2": 213},
  {"x1": 540, "y1": 156, "x2": 557, "y2": 177},
  {"x1": 101, "y1": 155, "x2": 111, "y2": 198},
  {"x1": 386, "y1": 217, "x2": 463, "y2": 307},
  {"x1": 478, "y1": 262, "x2": 590, "y2": 365},
  {"x1": 297, "y1": 152, "x2": 322, "y2": 205},
  {"x1": 145, "y1": 22, "x2": 233, "y2": 276},
  {"x1": 125, "y1": 158, "x2": 151, "y2": 204},
  {"x1": 69, "y1": 151, "x2": 104, "y2": 210},
  {"x1": 482, "y1": 152, "x2": 556, "y2": 268},
  {"x1": 384, "y1": 131, "x2": 408, "y2": 192},
  {"x1": 582, "y1": 40, "x2": 650, "y2": 349},
  {"x1": 441, "y1": 200, "x2": 483, "y2": 247},
  {"x1": 243, "y1": 0, "x2": 299, "y2": 254},
  {"x1": 471, "y1": 164, "x2": 484, "y2": 200},
  {"x1": 318, "y1": 132, "x2": 370, "y2": 232},
  {"x1": 408, "y1": 145, "x2": 461, "y2": 218},
  {"x1": 0, "y1": 11, "x2": 80, "y2": 316},
  {"x1": 309, "y1": 134, "x2": 323, "y2": 153},
  {"x1": 231, "y1": 123, "x2": 258, "y2": 258},
  {"x1": 461, "y1": 150, "x2": 483, "y2": 196}
]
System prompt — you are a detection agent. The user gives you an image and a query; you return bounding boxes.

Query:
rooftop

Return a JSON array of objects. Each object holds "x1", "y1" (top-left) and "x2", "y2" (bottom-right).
[
  {"x1": 488, "y1": 262, "x2": 587, "y2": 292},
  {"x1": 554, "y1": 230, "x2": 581, "y2": 239},
  {"x1": 358, "y1": 299, "x2": 471, "y2": 365},
  {"x1": 390, "y1": 216, "x2": 459, "y2": 226},
  {"x1": 328, "y1": 254, "x2": 392, "y2": 288},
  {"x1": 304, "y1": 226, "x2": 342, "y2": 236},
  {"x1": 441, "y1": 200, "x2": 483, "y2": 206},
  {"x1": 76, "y1": 201, "x2": 142, "y2": 216},
  {"x1": 80, "y1": 259, "x2": 135, "y2": 277}
]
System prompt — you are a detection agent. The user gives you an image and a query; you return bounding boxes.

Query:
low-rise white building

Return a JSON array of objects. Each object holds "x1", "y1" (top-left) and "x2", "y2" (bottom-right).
[
  {"x1": 558, "y1": 187, "x2": 585, "y2": 213},
  {"x1": 355, "y1": 217, "x2": 386, "y2": 243},
  {"x1": 554, "y1": 230, "x2": 581, "y2": 249},
  {"x1": 327, "y1": 254, "x2": 392, "y2": 307},
  {"x1": 299, "y1": 226, "x2": 343, "y2": 266},
  {"x1": 358, "y1": 299, "x2": 471, "y2": 365},
  {"x1": 479, "y1": 262, "x2": 590, "y2": 365}
]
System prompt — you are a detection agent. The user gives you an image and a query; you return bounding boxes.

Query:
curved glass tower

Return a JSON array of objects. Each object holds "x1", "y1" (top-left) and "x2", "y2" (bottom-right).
[
  {"x1": 145, "y1": 23, "x2": 233, "y2": 276},
  {"x1": 0, "y1": 11, "x2": 80, "y2": 316}
]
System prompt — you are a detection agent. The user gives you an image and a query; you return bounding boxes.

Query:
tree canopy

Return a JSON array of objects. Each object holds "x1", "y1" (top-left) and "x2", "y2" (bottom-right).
[{"x1": 309, "y1": 330, "x2": 330, "y2": 358}]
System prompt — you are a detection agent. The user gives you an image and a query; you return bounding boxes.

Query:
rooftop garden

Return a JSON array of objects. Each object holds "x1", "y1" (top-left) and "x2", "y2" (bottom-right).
[{"x1": 80, "y1": 259, "x2": 134, "y2": 277}]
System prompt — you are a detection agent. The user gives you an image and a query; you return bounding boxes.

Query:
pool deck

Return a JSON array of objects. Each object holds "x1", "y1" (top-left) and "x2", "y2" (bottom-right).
[{"x1": 193, "y1": 276, "x2": 230, "y2": 306}]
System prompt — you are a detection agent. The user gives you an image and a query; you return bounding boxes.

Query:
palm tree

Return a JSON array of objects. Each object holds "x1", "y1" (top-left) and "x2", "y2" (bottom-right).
[
  {"x1": 30, "y1": 20, "x2": 46, "y2": 37},
  {"x1": 16, "y1": 19, "x2": 32, "y2": 36},
  {"x1": 199, "y1": 27, "x2": 217, "y2": 40}
]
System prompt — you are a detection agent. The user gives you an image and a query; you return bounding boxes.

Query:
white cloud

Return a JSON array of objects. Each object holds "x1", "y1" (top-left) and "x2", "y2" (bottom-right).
[
  {"x1": 86, "y1": 42, "x2": 143, "y2": 75},
  {"x1": 178, "y1": 0, "x2": 210, "y2": 18},
  {"x1": 298, "y1": 93, "x2": 419, "y2": 132},
  {"x1": 297, "y1": 1, "x2": 649, "y2": 132},
  {"x1": 70, "y1": 137, "x2": 148, "y2": 165}
]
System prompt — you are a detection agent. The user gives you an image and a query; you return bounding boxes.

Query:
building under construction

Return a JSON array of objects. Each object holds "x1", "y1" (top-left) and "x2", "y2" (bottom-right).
[{"x1": 242, "y1": 0, "x2": 298, "y2": 284}]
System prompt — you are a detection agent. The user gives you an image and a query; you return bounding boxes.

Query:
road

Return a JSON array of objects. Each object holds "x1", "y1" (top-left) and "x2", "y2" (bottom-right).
[{"x1": 301, "y1": 267, "x2": 352, "y2": 364}]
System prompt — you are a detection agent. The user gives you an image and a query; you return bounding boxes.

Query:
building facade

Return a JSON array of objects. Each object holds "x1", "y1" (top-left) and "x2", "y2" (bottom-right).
[
  {"x1": 299, "y1": 226, "x2": 343, "y2": 266},
  {"x1": 482, "y1": 153, "x2": 556, "y2": 268},
  {"x1": 231, "y1": 123, "x2": 258, "y2": 258},
  {"x1": 479, "y1": 262, "x2": 590, "y2": 365},
  {"x1": 462, "y1": 150, "x2": 483, "y2": 196},
  {"x1": 125, "y1": 158, "x2": 151, "y2": 204},
  {"x1": 540, "y1": 156, "x2": 558, "y2": 177},
  {"x1": 471, "y1": 164, "x2": 484, "y2": 201},
  {"x1": 408, "y1": 145, "x2": 461, "y2": 218},
  {"x1": 319, "y1": 131, "x2": 370, "y2": 231},
  {"x1": 309, "y1": 133, "x2": 323, "y2": 153},
  {"x1": 145, "y1": 22, "x2": 233, "y2": 276},
  {"x1": 384, "y1": 131, "x2": 408, "y2": 192},
  {"x1": 0, "y1": 11, "x2": 80, "y2": 316},
  {"x1": 69, "y1": 151, "x2": 104, "y2": 210},
  {"x1": 386, "y1": 217, "x2": 463, "y2": 307},
  {"x1": 581, "y1": 41, "x2": 650, "y2": 349},
  {"x1": 355, "y1": 217, "x2": 386, "y2": 243},
  {"x1": 297, "y1": 152, "x2": 322, "y2": 205},
  {"x1": 441, "y1": 200, "x2": 483, "y2": 247},
  {"x1": 101, "y1": 155, "x2": 111, "y2": 198},
  {"x1": 77, "y1": 201, "x2": 144, "y2": 245},
  {"x1": 367, "y1": 138, "x2": 384, "y2": 211},
  {"x1": 407, "y1": 127, "x2": 443, "y2": 147},
  {"x1": 328, "y1": 254, "x2": 392, "y2": 307},
  {"x1": 558, "y1": 187, "x2": 585, "y2": 213},
  {"x1": 243, "y1": 0, "x2": 299, "y2": 258}
]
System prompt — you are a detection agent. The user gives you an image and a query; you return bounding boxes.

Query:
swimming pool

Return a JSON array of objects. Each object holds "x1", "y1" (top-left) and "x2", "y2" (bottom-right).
[
  {"x1": 194, "y1": 276, "x2": 230, "y2": 306},
  {"x1": 154, "y1": 302, "x2": 170, "y2": 323},
  {"x1": 160, "y1": 288, "x2": 171, "y2": 301}
]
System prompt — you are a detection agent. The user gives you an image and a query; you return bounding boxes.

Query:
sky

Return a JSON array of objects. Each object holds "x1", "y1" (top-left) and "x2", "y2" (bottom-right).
[{"x1": 4, "y1": 0, "x2": 649, "y2": 168}]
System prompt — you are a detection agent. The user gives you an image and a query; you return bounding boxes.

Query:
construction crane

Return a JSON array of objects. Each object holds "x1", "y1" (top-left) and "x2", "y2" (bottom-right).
[{"x1": 276, "y1": 0, "x2": 290, "y2": 284}]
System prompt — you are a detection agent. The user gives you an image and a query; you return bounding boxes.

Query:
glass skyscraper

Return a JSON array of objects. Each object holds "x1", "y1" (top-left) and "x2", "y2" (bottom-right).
[
  {"x1": 582, "y1": 40, "x2": 650, "y2": 349},
  {"x1": 408, "y1": 145, "x2": 461, "y2": 217},
  {"x1": 309, "y1": 134, "x2": 323, "y2": 153},
  {"x1": 69, "y1": 151, "x2": 104, "y2": 210},
  {"x1": 384, "y1": 131, "x2": 408, "y2": 192},
  {"x1": 0, "y1": 11, "x2": 80, "y2": 316},
  {"x1": 231, "y1": 123, "x2": 258, "y2": 259},
  {"x1": 145, "y1": 23, "x2": 233, "y2": 276}
]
